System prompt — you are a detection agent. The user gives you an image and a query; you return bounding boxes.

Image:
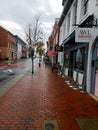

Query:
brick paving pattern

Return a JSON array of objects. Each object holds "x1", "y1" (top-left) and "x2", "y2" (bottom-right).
[{"x1": 0, "y1": 65, "x2": 98, "y2": 130}]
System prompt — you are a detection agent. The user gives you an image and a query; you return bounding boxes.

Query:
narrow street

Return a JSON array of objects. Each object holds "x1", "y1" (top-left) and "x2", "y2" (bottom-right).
[
  {"x1": 0, "y1": 58, "x2": 39, "y2": 86},
  {"x1": 0, "y1": 58, "x2": 98, "y2": 130}
]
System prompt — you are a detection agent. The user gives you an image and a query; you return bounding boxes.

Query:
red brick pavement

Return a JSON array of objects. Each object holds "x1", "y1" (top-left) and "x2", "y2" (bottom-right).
[{"x1": 0, "y1": 65, "x2": 98, "y2": 130}]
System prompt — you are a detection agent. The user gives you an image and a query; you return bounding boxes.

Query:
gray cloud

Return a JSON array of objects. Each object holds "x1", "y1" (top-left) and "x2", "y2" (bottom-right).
[{"x1": 0, "y1": 0, "x2": 62, "y2": 42}]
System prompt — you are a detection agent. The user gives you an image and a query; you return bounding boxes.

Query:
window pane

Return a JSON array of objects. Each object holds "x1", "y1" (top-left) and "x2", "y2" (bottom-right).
[
  {"x1": 65, "y1": 53, "x2": 70, "y2": 67},
  {"x1": 74, "y1": 47, "x2": 85, "y2": 70},
  {"x1": 84, "y1": 0, "x2": 89, "y2": 14}
]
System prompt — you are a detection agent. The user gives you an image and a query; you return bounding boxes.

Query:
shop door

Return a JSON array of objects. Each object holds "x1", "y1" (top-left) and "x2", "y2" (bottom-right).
[{"x1": 95, "y1": 48, "x2": 98, "y2": 96}]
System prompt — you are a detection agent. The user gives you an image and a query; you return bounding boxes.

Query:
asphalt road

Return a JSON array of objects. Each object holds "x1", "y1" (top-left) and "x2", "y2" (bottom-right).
[{"x1": 0, "y1": 58, "x2": 39, "y2": 86}]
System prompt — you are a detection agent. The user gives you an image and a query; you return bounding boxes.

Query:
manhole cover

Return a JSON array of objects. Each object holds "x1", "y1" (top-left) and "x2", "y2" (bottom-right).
[
  {"x1": 42, "y1": 120, "x2": 59, "y2": 130},
  {"x1": 45, "y1": 123, "x2": 54, "y2": 130}
]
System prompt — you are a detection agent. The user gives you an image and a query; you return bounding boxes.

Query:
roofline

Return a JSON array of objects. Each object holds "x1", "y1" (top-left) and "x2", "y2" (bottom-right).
[
  {"x1": 58, "y1": 0, "x2": 74, "y2": 27},
  {"x1": 15, "y1": 35, "x2": 26, "y2": 45},
  {"x1": 0, "y1": 26, "x2": 15, "y2": 37}
]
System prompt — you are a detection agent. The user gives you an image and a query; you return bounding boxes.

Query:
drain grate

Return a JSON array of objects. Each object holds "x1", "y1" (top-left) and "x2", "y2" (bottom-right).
[{"x1": 42, "y1": 120, "x2": 59, "y2": 130}]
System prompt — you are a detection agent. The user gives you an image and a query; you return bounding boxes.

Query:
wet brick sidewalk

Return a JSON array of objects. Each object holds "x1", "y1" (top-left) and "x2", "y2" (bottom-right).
[{"x1": 0, "y1": 65, "x2": 98, "y2": 130}]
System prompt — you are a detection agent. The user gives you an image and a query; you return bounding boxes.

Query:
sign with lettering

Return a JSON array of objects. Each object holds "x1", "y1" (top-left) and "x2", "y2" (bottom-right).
[
  {"x1": 75, "y1": 28, "x2": 94, "y2": 43},
  {"x1": 55, "y1": 45, "x2": 63, "y2": 52}
]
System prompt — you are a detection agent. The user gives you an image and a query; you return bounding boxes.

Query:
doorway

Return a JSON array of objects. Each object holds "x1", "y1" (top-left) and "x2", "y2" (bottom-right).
[
  {"x1": 92, "y1": 39, "x2": 98, "y2": 96},
  {"x1": 94, "y1": 47, "x2": 98, "y2": 96}
]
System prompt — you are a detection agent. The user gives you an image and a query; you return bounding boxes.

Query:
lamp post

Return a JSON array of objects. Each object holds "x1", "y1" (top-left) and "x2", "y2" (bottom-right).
[{"x1": 31, "y1": 48, "x2": 34, "y2": 74}]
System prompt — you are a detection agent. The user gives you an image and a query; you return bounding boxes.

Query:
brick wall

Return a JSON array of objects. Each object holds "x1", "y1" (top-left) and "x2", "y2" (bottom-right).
[{"x1": 0, "y1": 26, "x2": 16, "y2": 61}]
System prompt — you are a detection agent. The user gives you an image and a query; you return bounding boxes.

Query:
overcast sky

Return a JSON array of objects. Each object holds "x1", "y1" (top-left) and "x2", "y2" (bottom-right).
[{"x1": 0, "y1": 0, "x2": 63, "y2": 43}]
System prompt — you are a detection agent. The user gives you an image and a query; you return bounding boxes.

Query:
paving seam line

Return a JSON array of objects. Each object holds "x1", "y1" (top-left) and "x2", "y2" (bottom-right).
[{"x1": 0, "y1": 74, "x2": 24, "y2": 97}]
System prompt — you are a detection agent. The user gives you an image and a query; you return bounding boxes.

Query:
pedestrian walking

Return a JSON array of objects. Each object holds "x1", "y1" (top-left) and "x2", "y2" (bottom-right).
[{"x1": 39, "y1": 57, "x2": 41, "y2": 67}]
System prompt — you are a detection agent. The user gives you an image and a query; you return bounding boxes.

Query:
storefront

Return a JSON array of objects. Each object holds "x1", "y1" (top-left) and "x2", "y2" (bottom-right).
[
  {"x1": 61, "y1": 27, "x2": 98, "y2": 97},
  {"x1": 62, "y1": 30, "x2": 88, "y2": 92},
  {"x1": 91, "y1": 36, "x2": 98, "y2": 96}
]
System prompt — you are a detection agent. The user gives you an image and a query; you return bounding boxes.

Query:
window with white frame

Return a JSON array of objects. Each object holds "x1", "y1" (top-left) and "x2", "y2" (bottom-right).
[
  {"x1": 80, "y1": 0, "x2": 89, "y2": 18},
  {"x1": 63, "y1": 20, "x2": 66, "y2": 41},
  {"x1": 73, "y1": 1, "x2": 77, "y2": 25},
  {"x1": 67, "y1": 12, "x2": 71, "y2": 34},
  {"x1": 84, "y1": 0, "x2": 89, "y2": 15},
  {"x1": 59, "y1": 28, "x2": 62, "y2": 44}
]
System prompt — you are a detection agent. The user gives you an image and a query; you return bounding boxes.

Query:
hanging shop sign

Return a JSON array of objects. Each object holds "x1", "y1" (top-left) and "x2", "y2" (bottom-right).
[
  {"x1": 55, "y1": 45, "x2": 63, "y2": 52},
  {"x1": 75, "y1": 28, "x2": 94, "y2": 43}
]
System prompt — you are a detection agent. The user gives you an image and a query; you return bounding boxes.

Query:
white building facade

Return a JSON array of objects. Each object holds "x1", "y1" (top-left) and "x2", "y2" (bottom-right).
[
  {"x1": 15, "y1": 35, "x2": 27, "y2": 59},
  {"x1": 58, "y1": 0, "x2": 98, "y2": 96}
]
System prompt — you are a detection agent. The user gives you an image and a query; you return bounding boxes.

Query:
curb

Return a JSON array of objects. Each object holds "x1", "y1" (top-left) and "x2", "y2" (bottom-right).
[{"x1": 0, "y1": 74, "x2": 24, "y2": 97}]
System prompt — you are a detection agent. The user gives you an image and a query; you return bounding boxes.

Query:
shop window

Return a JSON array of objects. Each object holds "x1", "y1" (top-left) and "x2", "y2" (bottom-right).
[
  {"x1": 61, "y1": 54, "x2": 64, "y2": 65},
  {"x1": 74, "y1": 47, "x2": 85, "y2": 70},
  {"x1": 65, "y1": 53, "x2": 70, "y2": 67}
]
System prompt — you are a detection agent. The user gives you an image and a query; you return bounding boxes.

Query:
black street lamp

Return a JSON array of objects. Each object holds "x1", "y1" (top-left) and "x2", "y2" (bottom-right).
[{"x1": 31, "y1": 48, "x2": 34, "y2": 74}]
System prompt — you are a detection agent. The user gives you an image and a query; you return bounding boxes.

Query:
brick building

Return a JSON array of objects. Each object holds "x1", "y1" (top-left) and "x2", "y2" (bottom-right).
[{"x1": 0, "y1": 26, "x2": 17, "y2": 61}]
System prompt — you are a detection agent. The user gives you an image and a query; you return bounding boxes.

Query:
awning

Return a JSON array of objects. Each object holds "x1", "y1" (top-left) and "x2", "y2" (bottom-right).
[{"x1": 60, "y1": 30, "x2": 75, "y2": 46}]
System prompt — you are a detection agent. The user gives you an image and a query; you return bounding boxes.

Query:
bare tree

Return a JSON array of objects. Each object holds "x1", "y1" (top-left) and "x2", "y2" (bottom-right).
[
  {"x1": 24, "y1": 15, "x2": 44, "y2": 73},
  {"x1": 24, "y1": 15, "x2": 44, "y2": 58},
  {"x1": 32, "y1": 15, "x2": 43, "y2": 46},
  {"x1": 24, "y1": 24, "x2": 32, "y2": 57},
  {"x1": 25, "y1": 15, "x2": 43, "y2": 47}
]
